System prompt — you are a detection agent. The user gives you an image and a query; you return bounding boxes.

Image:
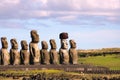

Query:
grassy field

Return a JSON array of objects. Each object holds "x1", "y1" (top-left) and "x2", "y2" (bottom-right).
[
  {"x1": 0, "y1": 69, "x2": 64, "y2": 76},
  {"x1": 78, "y1": 54, "x2": 120, "y2": 70}
]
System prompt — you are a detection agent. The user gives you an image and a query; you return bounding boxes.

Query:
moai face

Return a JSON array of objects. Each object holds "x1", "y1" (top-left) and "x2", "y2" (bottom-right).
[
  {"x1": 50, "y1": 39, "x2": 57, "y2": 49},
  {"x1": 69, "y1": 40, "x2": 76, "y2": 48},
  {"x1": 1, "y1": 37, "x2": 8, "y2": 49},
  {"x1": 10, "y1": 39, "x2": 18, "y2": 49},
  {"x1": 31, "y1": 30, "x2": 39, "y2": 43},
  {"x1": 61, "y1": 39, "x2": 68, "y2": 49},
  {"x1": 41, "y1": 41, "x2": 48, "y2": 49},
  {"x1": 21, "y1": 40, "x2": 28, "y2": 50}
]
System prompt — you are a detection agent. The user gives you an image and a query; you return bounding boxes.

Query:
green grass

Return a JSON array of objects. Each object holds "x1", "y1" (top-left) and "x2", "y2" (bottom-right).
[
  {"x1": 78, "y1": 54, "x2": 120, "y2": 70},
  {"x1": 0, "y1": 69, "x2": 80, "y2": 80},
  {"x1": 0, "y1": 69, "x2": 65, "y2": 76}
]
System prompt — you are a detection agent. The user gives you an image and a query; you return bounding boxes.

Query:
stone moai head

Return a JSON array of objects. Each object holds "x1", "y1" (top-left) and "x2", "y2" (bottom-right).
[
  {"x1": 69, "y1": 40, "x2": 76, "y2": 48},
  {"x1": 59, "y1": 32, "x2": 68, "y2": 49},
  {"x1": 10, "y1": 39, "x2": 18, "y2": 49},
  {"x1": 1, "y1": 37, "x2": 8, "y2": 49},
  {"x1": 30, "y1": 30, "x2": 39, "y2": 43},
  {"x1": 50, "y1": 39, "x2": 57, "y2": 49},
  {"x1": 41, "y1": 41, "x2": 48, "y2": 49},
  {"x1": 21, "y1": 40, "x2": 28, "y2": 50}
]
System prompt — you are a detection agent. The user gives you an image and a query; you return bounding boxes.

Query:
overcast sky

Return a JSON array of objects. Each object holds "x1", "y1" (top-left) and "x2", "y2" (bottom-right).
[{"x1": 0, "y1": 0, "x2": 120, "y2": 50}]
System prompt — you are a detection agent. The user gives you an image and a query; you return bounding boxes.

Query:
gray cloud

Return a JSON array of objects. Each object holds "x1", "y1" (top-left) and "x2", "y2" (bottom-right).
[
  {"x1": 0, "y1": 0, "x2": 120, "y2": 26},
  {"x1": 0, "y1": 19, "x2": 51, "y2": 29}
]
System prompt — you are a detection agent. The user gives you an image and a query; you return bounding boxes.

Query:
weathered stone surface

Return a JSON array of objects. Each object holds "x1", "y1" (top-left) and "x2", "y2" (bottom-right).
[
  {"x1": 29, "y1": 30, "x2": 40, "y2": 65},
  {"x1": 40, "y1": 41, "x2": 50, "y2": 64},
  {"x1": 59, "y1": 47, "x2": 69, "y2": 64},
  {"x1": 10, "y1": 39, "x2": 20, "y2": 65},
  {"x1": 30, "y1": 30, "x2": 39, "y2": 43},
  {"x1": 69, "y1": 40, "x2": 78, "y2": 64},
  {"x1": 49, "y1": 39, "x2": 58, "y2": 64},
  {"x1": 50, "y1": 39, "x2": 57, "y2": 49},
  {"x1": 0, "y1": 37, "x2": 10, "y2": 65},
  {"x1": 59, "y1": 32, "x2": 69, "y2": 64},
  {"x1": 20, "y1": 40, "x2": 29, "y2": 65}
]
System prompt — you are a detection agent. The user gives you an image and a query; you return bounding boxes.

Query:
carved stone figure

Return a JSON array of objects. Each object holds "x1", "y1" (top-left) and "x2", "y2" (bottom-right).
[
  {"x1": 0, "y1": 37, "x2": 10, "y2": 65},
  {"x1": 49, "y1": 39, "x2": 58, "y2": 64},
  {"x1": 10, "y1": 39, "x2": 20, "y2": 65},
  {"x1": 29, "y1": 30, "x2": 40, "y2": 65},
  {"x1": 69, "y1": 40, "x2": 78, "y2": 64},
  {"x1": 40, "y1": 41, "x2": 50, "y2": 64},
  {"x1": 20, "y1": 40, "x2": 29, "y2": 65},
  {"x1": 59, "y1": 32, "x2": 69, "y2": 64}
]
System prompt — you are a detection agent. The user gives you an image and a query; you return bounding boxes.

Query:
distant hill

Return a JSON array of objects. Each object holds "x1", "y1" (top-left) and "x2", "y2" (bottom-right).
[{"x1": 77, "y1": 48, "x2": 120, "y2": 57}]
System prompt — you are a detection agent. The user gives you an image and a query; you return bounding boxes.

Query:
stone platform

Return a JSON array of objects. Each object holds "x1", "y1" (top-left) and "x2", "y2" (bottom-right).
[
  {"x1": 0, "y1": 64, "x2": 109, "y2": 73},
  {"x1": 0, "y1": 64, "x2": 120, "y2": 74}
]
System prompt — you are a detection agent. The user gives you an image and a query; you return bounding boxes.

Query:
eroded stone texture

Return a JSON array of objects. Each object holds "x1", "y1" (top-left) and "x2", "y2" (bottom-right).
[
  {"x1": 40, "y1": 41, "x2": 50, "y2": 64},
  {"x1": 20, "y1": 40, "x2": 29, "y2": 65},
  {"x1": 10, "y1": 39, "x2": 20, "y2": 65},
  {"x1": 29, "y1": 30, "x2": 40, "y2": 65},
  {"x1": 59, "y1": 33, "x2": 69, "y2": 64},
  {"x1": 49, "y1": 39, "x2": 58, "y2": 64},
  {"x1": 0, "y1": 37, "x2": 10, "y2": 65},
  {"x1": 69, "y1": 40, "x2": 78, "y2": 64}
]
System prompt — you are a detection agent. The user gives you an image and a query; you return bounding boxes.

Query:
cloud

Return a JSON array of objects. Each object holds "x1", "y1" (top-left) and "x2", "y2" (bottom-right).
[
  {"x1": 83, "y1": 0, "x2": 120, "y2": 10},
  {"x1": 0, "y1": 0, "x2": 120, "y2": 49},
  {"x1": 0, "y1": 0, "x2": 120, "y2": 26},
  {"x1": 0, "y1": 0, "x2": 120, "y2": 17},
  {"x1": 0, "y1": 19, "x2": 51, "y2": 29},
  {"x1": 45, "y1": 0, "x2": 120, "y2": 11}
]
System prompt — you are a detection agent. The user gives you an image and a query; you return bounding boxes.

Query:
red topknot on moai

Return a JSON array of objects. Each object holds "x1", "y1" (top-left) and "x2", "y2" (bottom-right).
[{"x1": 59, "y1": 32, "x2": 68, "y2": 39}]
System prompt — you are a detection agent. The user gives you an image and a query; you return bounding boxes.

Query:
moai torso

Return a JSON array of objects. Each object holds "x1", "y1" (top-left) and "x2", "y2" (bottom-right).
[
  {"x1": 41, "y1": 41, "x2": 50, "y2": 64},
  {"x1": 10, "y1": 39, "x2": 20, "y2": 65},
  {"x1": 29, "y1": 30, "x2": 40, "y2": 65},
  {"x1": 59, "y1": 33, "x2": 69, "y2": 64},
  {"x1": 49, "y1": 39, "x2": 58, "y2": 64},
  {"x1": 20, "y1": 40, "x2": 29, "y2": 65},
  {"x1": 69, "y1": 40, "x2": 78, "y2": 64},
  {"x1": 0, "y1": 37, "x2": 10, "y2": 65},
  {"x1": 59, "y1": 49, "x2": 69, "y2": 64}
]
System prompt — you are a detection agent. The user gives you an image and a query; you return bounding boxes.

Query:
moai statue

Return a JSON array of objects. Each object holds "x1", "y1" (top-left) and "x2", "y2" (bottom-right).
[
  {"x1": 49, "y1": 39, "x2": 58, "y2": 64},
  {"x1": 20, "y1": 40, "x2": 29, "y2": 65},
  {"x1": 59, "y1": 32, "x2": 69, "y2": 64},
  {"x1": 40, "y1": 41, "x2": 50, "y2": 64},
  {"x1": 29, "y1": 30, "x2": 40, "y2": 65},
  {"x1": 69, "y1": 40, "x2": 78, "y2": 64},
  {"x1": 10, "y1": 39, "x2": 20, "y2": 65},
  {"x1": 0, "y1": 37, "x2": 10, "y2": 65}
]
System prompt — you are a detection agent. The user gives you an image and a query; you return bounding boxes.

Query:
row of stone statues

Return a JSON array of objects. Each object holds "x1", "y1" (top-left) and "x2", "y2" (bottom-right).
[{"x1": 0, "y1": 30, "x2": 78, "y2": 65}]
